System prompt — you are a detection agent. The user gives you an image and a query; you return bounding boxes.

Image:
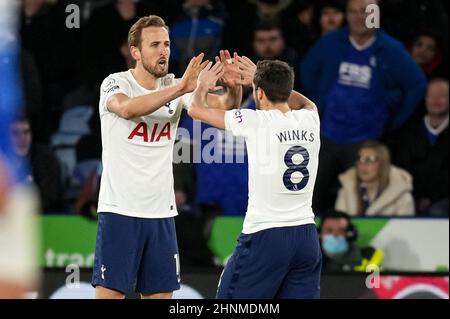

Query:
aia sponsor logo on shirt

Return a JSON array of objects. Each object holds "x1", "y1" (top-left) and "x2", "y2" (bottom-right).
[{"x1": 128, "y1": 122, "x2": 171, "y2": 143}]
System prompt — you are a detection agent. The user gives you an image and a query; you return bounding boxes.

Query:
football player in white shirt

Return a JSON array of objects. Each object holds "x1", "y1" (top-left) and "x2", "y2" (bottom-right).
[
  {"x1": 92, "y1": 15, "x2": 242, "y2": 299},
  {"x1": 188, "y1": 59, "x2": 322, "y2": 299}
]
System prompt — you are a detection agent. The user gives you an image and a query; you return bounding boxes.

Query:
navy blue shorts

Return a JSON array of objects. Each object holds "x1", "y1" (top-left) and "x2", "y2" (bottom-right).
[
  {"x1": 92, "y1": 212, "x2": 180, "y2": 295},
  {"x1": 216, "y1": 224, "x2": 322, "y2": 299}
]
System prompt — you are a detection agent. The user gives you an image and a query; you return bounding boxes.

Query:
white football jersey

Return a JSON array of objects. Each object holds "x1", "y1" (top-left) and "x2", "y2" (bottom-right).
[
  {"x1": 97, "y1": 70, "x2": 191, "y2": 218},
  {"x1": 225, "y1": 108, "x2": 321, "y2": 234}
]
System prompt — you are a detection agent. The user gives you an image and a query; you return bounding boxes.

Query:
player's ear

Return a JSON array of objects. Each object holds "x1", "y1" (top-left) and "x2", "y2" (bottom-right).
[
  {"x1": 255, "y1": 87, "x2": 263, "y2": 100},
  {"x1": 257, "y1": 87, "x2": 265, "y2": 101},
  {"x1": 130, "y1": 46, "x2": 141, "y2": 62}
]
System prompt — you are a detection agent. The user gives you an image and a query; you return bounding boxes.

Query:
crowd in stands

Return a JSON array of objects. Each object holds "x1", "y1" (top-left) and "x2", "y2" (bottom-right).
[{"x1": 13, "y1": 0, "x2": 448, "y2": 226}]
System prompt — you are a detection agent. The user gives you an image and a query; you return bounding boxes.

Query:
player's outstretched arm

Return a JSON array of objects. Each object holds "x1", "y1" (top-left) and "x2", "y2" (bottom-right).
[
  {"x1": 188, "y1": 61, "x2": 228, "y2": 129},
  {"x1": 206, "y1": 50, "x2": 242, "y2": 110},
  {"x1": 107, "y1": 54, "x2": 209, "y2": 119},
  {"x1": 235, "y1": 54, "x2": 317, "y2": 113}
]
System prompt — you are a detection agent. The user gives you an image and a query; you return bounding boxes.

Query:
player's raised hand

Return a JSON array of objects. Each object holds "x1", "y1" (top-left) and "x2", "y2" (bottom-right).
[
  {"x1": 197, "y1": 61, "x2": 224, "y2": 92},
  {"x1": 216, "y1": 50, "x2": 241, "y2": 87},
  {"x1": 180, "y1": 53, "x2": 209, "y2": 93},
  {"x1": 235, "y1": 54, "x2": 257, "y2": 87}
]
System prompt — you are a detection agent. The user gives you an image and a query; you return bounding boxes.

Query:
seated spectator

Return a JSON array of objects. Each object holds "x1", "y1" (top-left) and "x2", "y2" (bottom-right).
[
  {"x1": 335, "y1": 140, "x2": 415, "y2": 216},
  {"x1": 392, "y1": 78, "x2": 449, "y2": 216},
  {"x1": 251, "y1": 21, "x2": 300, "y2": 88},
  {"x1": 170, "y1": 0, "x2": 226, "y2": 75},
  {"x1": 409, "y1": 30, "x2": 448, "y2": 79},
  {"x1": 301, "y1": 0, "x2": 426, "y2": 214},
  {"x1": 9, "y1": 113, "x2": 63, "y2": 212},
  {"x1": 319, "y1": 210, "x2": 384, "y2": 272},
  {"x1": 317, "y1": 0, "x2": 346, "y2": 36}
]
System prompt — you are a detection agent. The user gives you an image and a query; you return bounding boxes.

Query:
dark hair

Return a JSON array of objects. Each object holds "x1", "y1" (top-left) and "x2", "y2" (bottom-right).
[
  {"x1": 412, "y1": 29, "x2": 443, "y2": 48},
  {"x1": 318, "y1": 210, "x2": 358, "y2": 242},
  {"x1": 319, "y1": 0, "x2": 346, "y2": 13},
  {"x1": 254, "y1": 20, "x2": 283, "y2": 34},
  {"x1": 13, "y1": 111, "x2": 31, "y2": 125},
  {"x1": 428, "y1": 77, "x2": 449, "y2": 87},
  {"x1": 253, "y1": 60, "x2": 294, "y2": 103}
]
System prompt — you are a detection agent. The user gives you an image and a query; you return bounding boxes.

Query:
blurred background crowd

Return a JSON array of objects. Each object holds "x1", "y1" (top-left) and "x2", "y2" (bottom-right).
[{"x1": 7, "y1": 0, "x2": 449, "y2": 269}]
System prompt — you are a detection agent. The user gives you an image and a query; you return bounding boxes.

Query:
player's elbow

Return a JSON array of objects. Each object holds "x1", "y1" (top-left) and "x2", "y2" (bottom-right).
[
  {"x1": 118, "y1": 103, "x2": 135, "y2": 120},
  {"x1": 120, "y1": 109, "x2": 134, "y2": 120}
]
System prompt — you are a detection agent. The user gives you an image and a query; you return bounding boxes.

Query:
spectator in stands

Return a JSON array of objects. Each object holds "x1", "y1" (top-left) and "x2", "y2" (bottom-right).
[
  {"x1": 335, "y1": 140, "x2": 415, "y2": 216},
  {"x1": 178, "y1": 107, "x2": 251, "y2": 218},
  {"x1": 222, "y1": 0, "x2": 291, "y2": 57},
  {"x1": 317, "y1": 0, "x2": 346, "y2": 36},
  {"x1": 281, "y1": 0, "x2": 318, "y2": 58},
  {"x1": 392, "y1": 79, "x2": 449, "y2": 217},
  {"x1": 172, "y1": 154, "x2": 216, "y2": 267},
  {"x1": 410, "y1": 30, "x2": 448, "y2": 79},
  {"x1": 319, "y1": 210, "x2": 384, "y2": 272},
  {"x1": 301, "y1": 0, "x2": 427, "y2": 214},
  {"x1": 21, "y1": 0, "x2": 84, "y2": 137},
  {"x1": 170, "y1": 0, "x2": 226, "y2": 75},
  {"x1": 380, "y1": 0, "x2": 449, "y2": 49},
  {"x1": 82, "y1": 0, "x2": 162, "y2": 86},
  {"x1": 251, "y1": 21, "x2": 300, "y2": 88},
  {"x1": 9, "y1": 114, "x2": 63, "y2": 212},
  {"x1": 20, "y1": 0, "x2": 52, "y2": 84},
  {"x1": 120, "y1": 37, "x2": 136, "y2": 70}
]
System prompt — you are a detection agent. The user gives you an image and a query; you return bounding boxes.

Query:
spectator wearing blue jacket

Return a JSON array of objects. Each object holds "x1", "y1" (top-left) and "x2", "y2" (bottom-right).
[
  {"x1": 301, "y1": 0, "x2": 427, "y2": 214},
  {"x1": 170, "y1": 0, "x2": 226, "y2": 76}
]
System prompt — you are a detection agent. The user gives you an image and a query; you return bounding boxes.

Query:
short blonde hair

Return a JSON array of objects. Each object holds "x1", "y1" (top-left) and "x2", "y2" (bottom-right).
[{"x1": 128, "y1": 15, "x2": 169, "y2": 48}]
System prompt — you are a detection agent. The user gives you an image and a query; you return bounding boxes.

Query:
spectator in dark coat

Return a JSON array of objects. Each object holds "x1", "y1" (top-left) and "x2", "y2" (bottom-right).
[
  {"x1": 9, "y1": 114, "x2": 63, "y2": 213},
  {"x1": 392, "y1": 78, "x2": 449, "y2": 216}
]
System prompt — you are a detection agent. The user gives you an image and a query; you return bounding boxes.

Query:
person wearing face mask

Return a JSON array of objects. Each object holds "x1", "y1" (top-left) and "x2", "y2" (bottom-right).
[
  {"x1": 335, "y1": 140, "x2": 415, "y2": 216},
  {"x1": 318, "y1": 210, "x2": 384, "y2": 272}
]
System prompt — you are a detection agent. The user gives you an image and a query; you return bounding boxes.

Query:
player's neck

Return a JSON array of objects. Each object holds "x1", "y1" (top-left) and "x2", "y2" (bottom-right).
[
  {"x1": 263, "y1": 102, "x2": 290, "y2": 113},
  {"x1": 131, "y1": 65, "x2": 158, "y2": 90}
]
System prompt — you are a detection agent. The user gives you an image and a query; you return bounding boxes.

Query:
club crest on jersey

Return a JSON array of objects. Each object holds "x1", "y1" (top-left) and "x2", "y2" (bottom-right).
[
  {"x1": 128, "y1": 122, "x2": 171, "y2": 142},
  {"x1": 165, "y1": 102, "x2": 174, "y2": 114}
]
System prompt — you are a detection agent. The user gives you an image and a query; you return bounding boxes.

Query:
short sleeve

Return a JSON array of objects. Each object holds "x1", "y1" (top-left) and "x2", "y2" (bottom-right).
[
  {"x1": 171, "y1": 78, "x2": 192, "y2": 111},
  {"x1": 225, "y1": 109, "x2": 258, "y2": 137},
  {"x1": 99, "y1": 75, "x2": 131, "y2": 114},
  {"x1": 179, "y1": 92, "x2": 193, "y2": 111}
]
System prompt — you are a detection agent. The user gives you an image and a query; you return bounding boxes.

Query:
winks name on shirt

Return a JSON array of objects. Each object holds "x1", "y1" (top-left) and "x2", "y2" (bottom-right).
[{"x1": 276, "y1": 129, "x2": 315, "y2": 144}]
